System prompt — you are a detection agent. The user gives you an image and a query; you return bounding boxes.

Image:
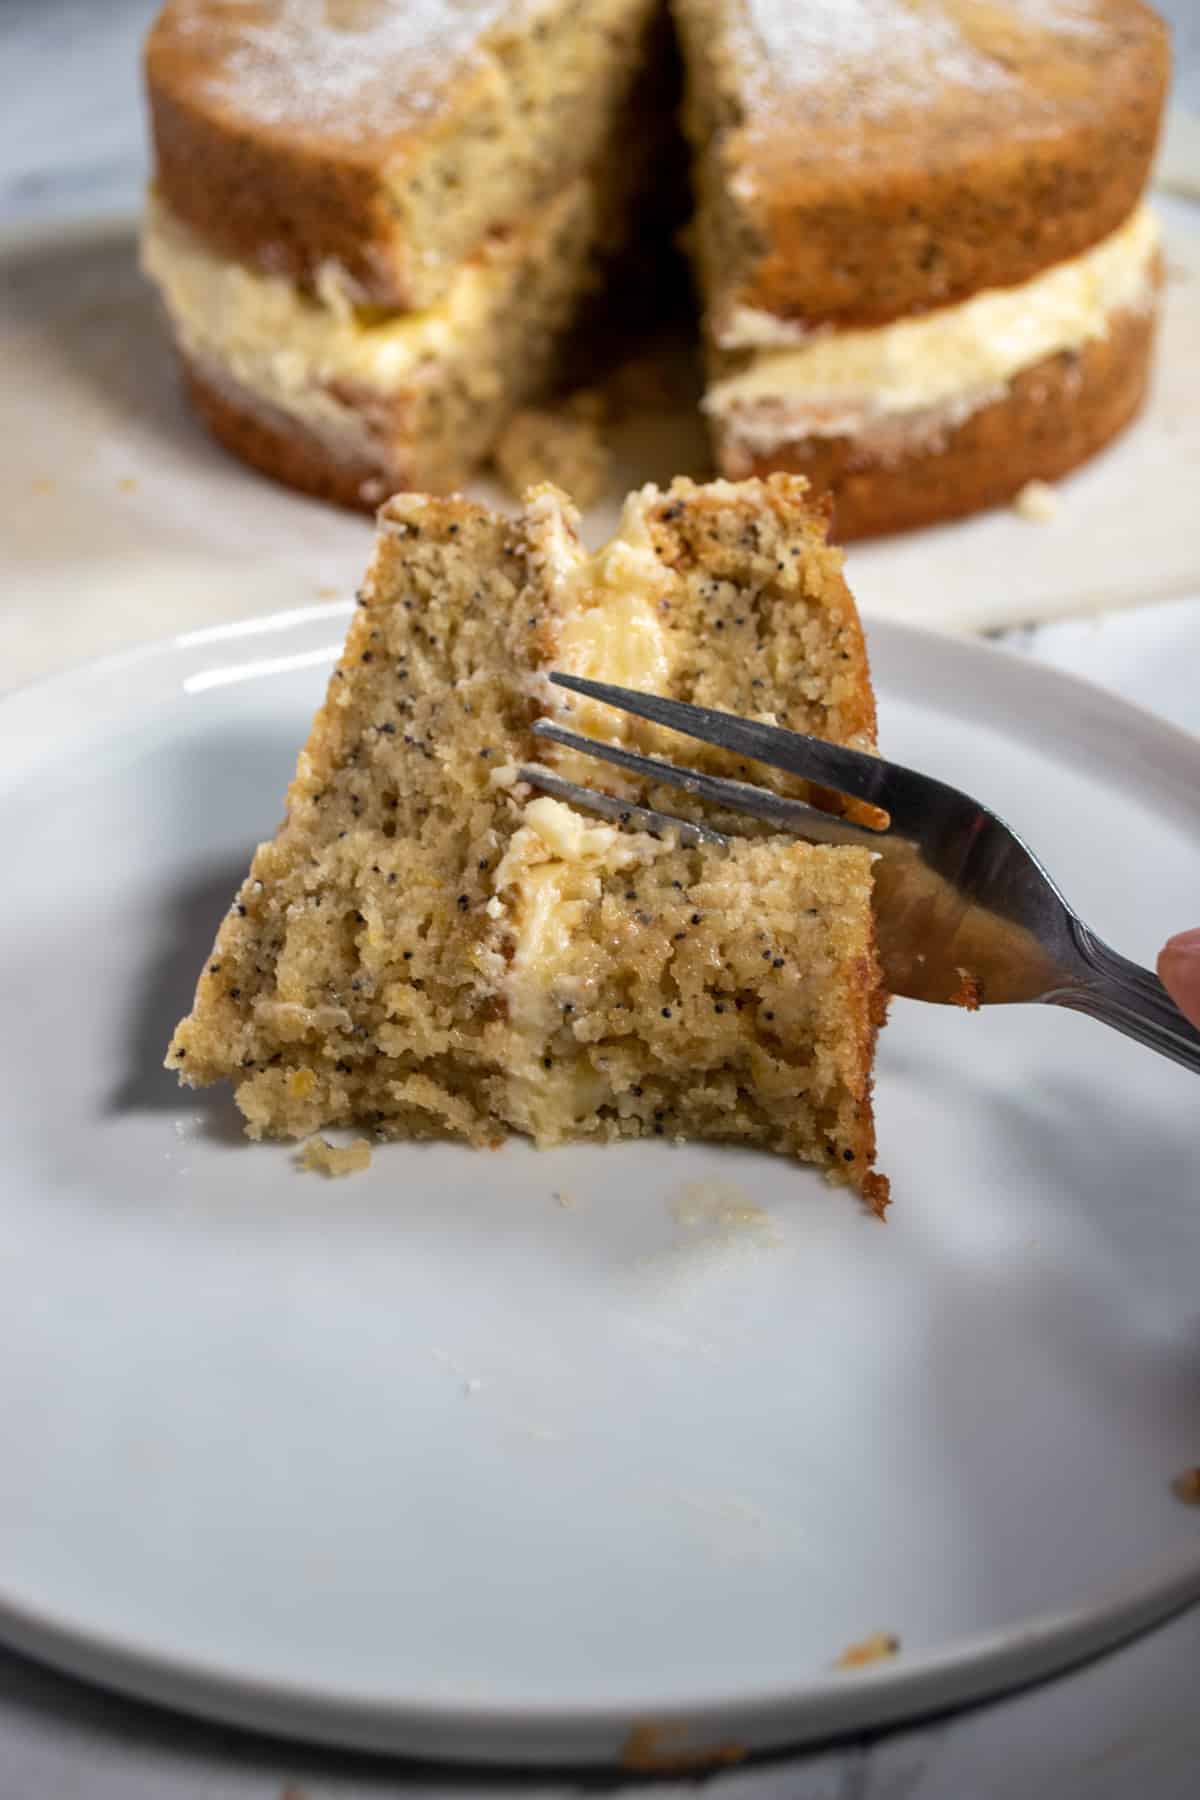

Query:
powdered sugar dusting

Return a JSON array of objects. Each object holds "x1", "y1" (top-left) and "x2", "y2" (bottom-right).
[
  {"x1": 169, "y1": 0, "x2": 537, "y2": 140},
  {"x1": 734, "y1": 0, "x2": 1109, "y2": 121}
]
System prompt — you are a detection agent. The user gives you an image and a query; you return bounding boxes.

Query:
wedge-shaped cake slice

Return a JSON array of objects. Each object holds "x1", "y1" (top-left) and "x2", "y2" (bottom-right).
[{"x1": 168, "y1": 476, "x2": 889, "y2": 1210}]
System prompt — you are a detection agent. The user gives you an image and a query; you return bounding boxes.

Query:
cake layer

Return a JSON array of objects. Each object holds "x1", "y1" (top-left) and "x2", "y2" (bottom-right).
[
  {"x1": 145, "y1": 180, "x2": 608, "y2": 503},
  {"x1": 145, "y1": 0, "x2": 663, "y2": 310},
  {"x1": 705, "y1": 205, "x2": 1160, "y2": 453},
  {"x1": 714, "y1": 298, "x2": 1157, "y2": 541},
  {"x1": 491, "y1": 799, "x2": 883, "y2": 1186},
  {"x1": 167, "y1": 477, "x2": 888, "y2": 1206},
  {"x1": 674, "y1": 0, "x2": 1169, "y2": 338}
]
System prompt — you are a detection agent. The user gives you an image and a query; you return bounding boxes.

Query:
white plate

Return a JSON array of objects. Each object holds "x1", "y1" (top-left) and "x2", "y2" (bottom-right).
[
  {"x1": 4, "y1": 195, "x2": 1200, "y2": 693},
  {"x1": 0, "y1": 610, "x2": 1198, "y2": 1767}
]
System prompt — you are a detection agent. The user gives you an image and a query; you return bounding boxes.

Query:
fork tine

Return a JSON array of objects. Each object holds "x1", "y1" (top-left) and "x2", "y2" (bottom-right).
[
  {"x1": 549, "y1": 673, "x2": 892, "y2": 809},
  {"x1": 516, "y1": 764, "x2": 729, "y2": 847},
  {"x1": 532, "y1": 718, "x2": 885, "y2": 848}
]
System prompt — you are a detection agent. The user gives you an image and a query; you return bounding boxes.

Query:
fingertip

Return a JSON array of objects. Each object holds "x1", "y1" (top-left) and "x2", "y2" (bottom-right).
[
  {"x1": 1160, "y1": 927, "x2": 1200, "y2": 959},
  {"x1": 1157, "y1": 930, "x2": 1200, "y2": 1030}
]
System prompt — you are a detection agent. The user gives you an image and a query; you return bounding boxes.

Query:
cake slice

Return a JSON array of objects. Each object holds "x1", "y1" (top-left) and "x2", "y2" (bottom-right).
[
  {"x1": 673, "y1": 0, "x2": 1169, "y2": 537},
  {"x1": 167, "y1": 476, "x2": 889, "y2": 1210}
]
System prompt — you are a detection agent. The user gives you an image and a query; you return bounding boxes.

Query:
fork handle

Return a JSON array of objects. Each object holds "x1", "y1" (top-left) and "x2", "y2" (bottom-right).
[{"x1": 1046, "y1": 926, "x2": 1200, "y2": 1076}]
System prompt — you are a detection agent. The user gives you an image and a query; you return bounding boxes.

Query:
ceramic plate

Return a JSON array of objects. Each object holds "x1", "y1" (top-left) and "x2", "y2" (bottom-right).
[{"x1": 0, "y1": 610, "x2": 1197, "y2": 1766}]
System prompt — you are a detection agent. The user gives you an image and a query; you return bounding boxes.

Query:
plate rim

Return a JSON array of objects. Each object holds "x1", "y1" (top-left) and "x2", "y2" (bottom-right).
[
  {"x1": 0, "y1": 1549, "x2": 1197, "y2": 1764},
  {"x1": 1, "y1": 604, "x2": 1197, "y2": 1764}
]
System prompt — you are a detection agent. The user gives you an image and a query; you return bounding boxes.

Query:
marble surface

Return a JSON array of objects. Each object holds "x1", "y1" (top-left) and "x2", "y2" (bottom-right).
[{"x1": 1, "y1": 3, "x2": 1198, "y2": 1795}]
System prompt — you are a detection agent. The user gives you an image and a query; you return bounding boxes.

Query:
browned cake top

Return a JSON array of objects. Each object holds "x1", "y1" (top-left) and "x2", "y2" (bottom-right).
[
  {"x1": 147, "y1": 0, "x2": 520, "y2": 151},
  {"x1": 679, "y1": 0, "x2": 1169, "y2": 330},
  {"x1": 145, "y1": 0, "x2": 661, "y2": 306},
  {"x1": 730, "y1": 0, "x2": 1158, "y2": 132}
]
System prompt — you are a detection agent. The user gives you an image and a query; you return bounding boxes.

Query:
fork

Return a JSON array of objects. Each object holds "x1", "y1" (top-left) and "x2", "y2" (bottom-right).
[{"x1": 518, "y1": 673, "x2": 1200, "y2": 1075}]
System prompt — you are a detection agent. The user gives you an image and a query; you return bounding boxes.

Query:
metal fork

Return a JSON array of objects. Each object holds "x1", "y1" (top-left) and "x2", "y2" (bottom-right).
[{"x1": 518, "y1": 673, "x2": 1200, "y2": 1075}]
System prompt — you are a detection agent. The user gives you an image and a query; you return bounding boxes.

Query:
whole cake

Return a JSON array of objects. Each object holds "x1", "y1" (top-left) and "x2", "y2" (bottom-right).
[
  {"x1": 141, "y1": 0, "x2": 1169, "y2": 535},
  {"x1": 166, "y1": 475, "x2": 890, "y2": 1210}
]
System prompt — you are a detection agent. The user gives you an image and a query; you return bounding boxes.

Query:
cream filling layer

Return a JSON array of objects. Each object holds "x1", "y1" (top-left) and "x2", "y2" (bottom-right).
[
  {"x1": 706, "y1": 205, "x2": 1159, "y2": 445},
  {"x1": 491, "y1": 488, "x2": 681, "y2": 1138},
  {"x1": 140, "y1": 191, "x2": 510, "y2": 427},
  {"x1": 492, "y1": 798, "x2": 641, "y2": 1137},
  {"x1": 526, "y1": 484, "x2": 675, "y2": 744}
]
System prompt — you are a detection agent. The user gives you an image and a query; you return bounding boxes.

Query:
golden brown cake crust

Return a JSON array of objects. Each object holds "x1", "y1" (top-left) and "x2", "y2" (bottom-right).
[
  {"x1": 166, "y1": 162, "x2": 621, "y2": 506},
  {"x1": 675, "y1": 0, "x2": 1169, "y2": 333},
  {"x1": 182, "y1": 359, "x2": 394, "y2": 511},
  {"x1": 145, "y1": 0, "x2": 661, "y2": 308},
  {"x1": 714, "y1": 299, "x2": 1156, "y2": 541}
]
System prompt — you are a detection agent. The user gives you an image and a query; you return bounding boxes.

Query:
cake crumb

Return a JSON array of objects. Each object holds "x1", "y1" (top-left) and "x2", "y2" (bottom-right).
[
  {"x1": 553, "y1": 1189, "x2": 576, "y2": 1209},
  {"x1": 299, "y1": 1135, "x2": 372, "y2": 1177},
  {"x1": 950, "y1": 967, "x2": 984, "y2": 1011},
  {"x1": 620, "y1": 1722, "x2": 747, "y2": 1773},
  {"x1": 1173, "y1": 1467, "x2": 1200, "y2": 1504},
  {"x1": 493, "y1": 392, "x2": 610, "y2": 509},
  {"x1": 670, "y1": 1180, "x2": 777, "y2": 1243},
  {"x1": 31, "y1": 476, "x2": 54, "y2": 495},
  {"x1": 836, "y1": 1632, "x2": 901, "y2": 1669},
  {"x1": 1013, "y1": 480, "x2": 1059, "y2": 523},
  {"x1": 118, "y1": 476, "x2": 138, "y2": 494}
]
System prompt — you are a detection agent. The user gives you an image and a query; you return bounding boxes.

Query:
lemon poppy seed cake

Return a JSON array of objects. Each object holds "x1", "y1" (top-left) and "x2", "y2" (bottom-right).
[
  {"x1": 142, "y1": 0, "x2": 1169, "y2": 534},
  {"x1": 675, "y1": 0, "x2": 1169, "y2": 537},
  {"x1": 142, "y1": 0, "x2": 678, "y2": 506},
  {"x1": 167, "y1": 475, "x2": 889, "y2": 1211}
]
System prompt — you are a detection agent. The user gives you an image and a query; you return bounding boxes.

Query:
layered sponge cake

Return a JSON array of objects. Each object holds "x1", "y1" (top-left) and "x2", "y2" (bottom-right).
[
  {"x1": 677, "y1": 0, "x2": 1169, "y2": 536},
  {"x1": 142, "y1": 0, "x2": 674, "y2": 505},
  {"x1": 142, "y1": 0, "x2": 1170, "y2": 535},
  {"x1": 167, "y1": 476, "x2": 889, "y2": 1211}
]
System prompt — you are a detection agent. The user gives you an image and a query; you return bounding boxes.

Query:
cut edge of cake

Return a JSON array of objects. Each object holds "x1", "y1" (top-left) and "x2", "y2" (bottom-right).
[
  {"x1": 672, "y1": 0, "x2": 1169, "y2": 537},
  {"x1": 144, "y1": 0, "x2": 666, "y2": 310}
]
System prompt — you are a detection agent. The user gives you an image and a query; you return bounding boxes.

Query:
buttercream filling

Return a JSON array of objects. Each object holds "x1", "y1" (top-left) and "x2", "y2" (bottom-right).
[
  {"x1": 489, "y1": 488, "x2": 683, "y2": 1133},
  {"x1": 140, "y1": 189, "x2": 542, "y2": 424},
  {"x1": 706, "y1": 204, "x2": 1159, "y2": 447},
  {"x1": 526, "y1": 484, "x2": 675, "y2": 746}
]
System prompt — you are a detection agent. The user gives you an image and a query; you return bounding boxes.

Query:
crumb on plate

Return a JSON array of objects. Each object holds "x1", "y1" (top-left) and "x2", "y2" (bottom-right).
[
  {"x1": 1012, "y1": 480, "x2": 1059, "y2": 523},
  {"x1": 299, "y1": 1135, "x2": 372, "y2": 1177},
  {"x1": 620, "y1": 1721, "x2": 747, "y2": 1773},
  {"x1": 1173, "y1": 1466, "x2": 1200, "y2": 1505},
  {"x1": 836, "y1": 1632, "x2": 901, "y2": 1669}
]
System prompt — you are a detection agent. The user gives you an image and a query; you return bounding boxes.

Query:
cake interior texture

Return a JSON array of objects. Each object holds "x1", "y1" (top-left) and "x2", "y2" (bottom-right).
[
  {"x1": 167, "y1": 476, "x2": 889, "y2": 1210},
  {"x1": 146, "y1": 172, "x2": 623, "y2": 504}
]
